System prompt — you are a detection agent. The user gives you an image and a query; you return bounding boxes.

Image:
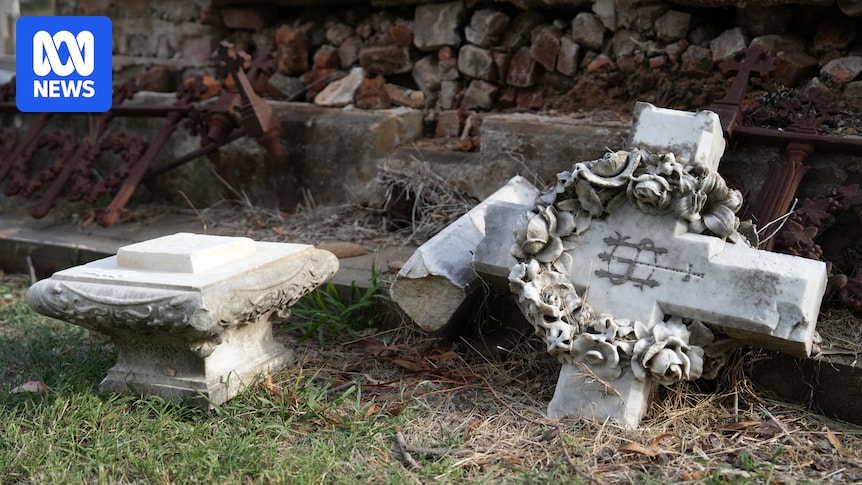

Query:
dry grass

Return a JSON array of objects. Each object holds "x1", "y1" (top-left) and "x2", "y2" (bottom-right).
[
  {"x1": 174, "y1": 162, "x2": 479, "y2": 249},
  {"x1": 4, "y1": 163, "x2": 862, "y2": 482},
  {"x1": 279, "y1": 315, "x2": 862, "y2": 483}
]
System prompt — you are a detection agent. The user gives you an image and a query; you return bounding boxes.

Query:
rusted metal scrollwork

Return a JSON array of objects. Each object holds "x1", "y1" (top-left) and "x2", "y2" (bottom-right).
[{"x1": 0, "y1": 42, "x2": 280, "y2": 226}]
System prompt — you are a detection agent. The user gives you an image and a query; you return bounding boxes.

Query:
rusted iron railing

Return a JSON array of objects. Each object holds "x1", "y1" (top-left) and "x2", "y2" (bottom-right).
[
  {"x1": 0, "y1": 41, "x2": 280, "y2": 226},
  {"x1": 707, "y1": 46, "x2": 862, "y2": 312}
]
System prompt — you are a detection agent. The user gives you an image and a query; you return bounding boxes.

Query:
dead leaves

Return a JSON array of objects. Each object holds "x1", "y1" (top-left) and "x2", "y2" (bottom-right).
[
  {"x1": 11, "y1": 381, "x2": 49, "y2": 394},
  {"x1": 825, "y1": 428, "x2": 850, "y2": 458},
  {"x1": 617, "y1": 433, "x2": 677, "y2": 458},
  {"x1": 723, "y1": 419, "x2": 784, "y2": 438}
]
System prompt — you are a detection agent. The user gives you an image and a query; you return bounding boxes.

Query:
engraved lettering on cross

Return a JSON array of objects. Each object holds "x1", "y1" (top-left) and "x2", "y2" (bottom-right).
[{"x1": 595, "y1": 232, "x2": 704, "y2": 289}]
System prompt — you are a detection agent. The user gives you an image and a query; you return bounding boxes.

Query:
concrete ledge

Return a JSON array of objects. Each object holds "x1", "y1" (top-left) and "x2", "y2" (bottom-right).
[
  {"x1": 0, "y1": 208, "x2": 413, "y2": 295},
  {"x1": 750, "y1": 351, "x2": 862, "y2": 426}
]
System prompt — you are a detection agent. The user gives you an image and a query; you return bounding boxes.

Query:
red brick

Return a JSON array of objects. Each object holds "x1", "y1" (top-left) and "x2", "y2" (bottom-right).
[
  {"x1": 498, "y1": 86, "x2": 517, "y2": 108},
  {"x1": 530, "y1": 26, "x2": 562, "y2": 71},
  {"x1": 355, "y1": 76, "x2": 392, "y2": 109},
  {"x1": 680, "y1": 45, "x2": 713, "y2": 77},
  {"x1": 301, "y1": 69, "x2": 339, "y2": 101},
  {"x1": 390, "y1": 22, "x2": 413, "y2": 47},
  {"x1": 665, "y1": 39, "x2": 689, "y2": 65},
  {"x1": 138, "y1": 65, "x2": 179, "y2": 92},
  {"x1": 773, "y1": 51, "x2": 818, "y2": 87},
  {"x1": 616, "y1": 54, "x2": 643, "y2": 73},
  {"x1": 276, "y1": 25, "x2": 310, "y2": 76},
  {"x1": 586, "y1": 54, "x2": 615, "y2": 73},
  {"x1": 516, "y1": 88, "x2": 543, "y2": 110},
  {"x1": 814, "y1": 15, "x2": 856, "y2": 55},
  {"x1": 506, "y1": 47, "x2": 538, "y2": 88},
  {"x1": 821, "y1": 56, "x2": 862, "y2": 85},
  {"x1": 314, "y1": 45, "x2": 340, "y2": 70},
  {"x1": 493, "y1": 52, "x2": 512, "y2": 84},
  {"x1": 385, "y1": 84, "x2": 426, "y2": 108},
  {"x1": 435, "y1": 110, "x2": 463, "y2": 138},
  {"x1": 460, "y1": 80, "x2": 498, "y2": 110},
  {"x1": 648, "y1": 55, "x2": 668, "y2": 69},
  {"x1": 359, "y1": 46, "x2": 412, "y2": 76},
  {"x1": 439, "y1": 46, "x2": 460, "y2": 81}
]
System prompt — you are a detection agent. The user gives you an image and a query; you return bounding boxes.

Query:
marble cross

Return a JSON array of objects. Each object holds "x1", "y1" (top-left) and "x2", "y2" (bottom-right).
[{"x1": 507, "y1": 103, "x2": 827, "y2": 428}]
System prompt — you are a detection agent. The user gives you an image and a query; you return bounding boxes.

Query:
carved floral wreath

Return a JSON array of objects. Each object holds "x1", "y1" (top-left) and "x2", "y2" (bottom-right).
[{"x1": 508, "y1": 149, "x2": 743, "y2": 384}]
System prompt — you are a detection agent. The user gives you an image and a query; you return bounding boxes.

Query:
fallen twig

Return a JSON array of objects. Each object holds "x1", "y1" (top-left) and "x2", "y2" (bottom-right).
[{"x1": 395, "y1": 430, "x2": 422, "y2": 471}]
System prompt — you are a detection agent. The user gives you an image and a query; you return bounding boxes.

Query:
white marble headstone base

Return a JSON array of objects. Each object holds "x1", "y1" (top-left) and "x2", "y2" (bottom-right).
[
  {"x1": 27, "y1": 233, "x2": 339, "y2": 408},
  {"x1": 98, "y1": 309, "x2": 292, "y2": 408},
  {"x1": 548, "y1": 365, "x2": 658, "y2": 430}
]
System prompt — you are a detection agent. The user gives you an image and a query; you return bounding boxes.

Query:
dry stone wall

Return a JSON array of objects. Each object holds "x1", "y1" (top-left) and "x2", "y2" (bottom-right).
[{"x1": 58, "y1": 0, "x2": 862, "y2": 141}]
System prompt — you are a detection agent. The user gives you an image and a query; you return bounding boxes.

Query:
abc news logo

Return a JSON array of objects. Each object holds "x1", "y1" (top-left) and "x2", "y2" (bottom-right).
[
  {"x1": 33, "y1": 30, "x2": 97, "y2": 98},
  {"x1": 16, "y1": 16, "x2": 112, "y2": 113}
]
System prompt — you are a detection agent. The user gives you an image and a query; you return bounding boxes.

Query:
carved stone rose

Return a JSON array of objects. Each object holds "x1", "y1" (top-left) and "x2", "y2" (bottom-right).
[{"x1": 630, "y1": 319, "x2": 705, "y2": 385}]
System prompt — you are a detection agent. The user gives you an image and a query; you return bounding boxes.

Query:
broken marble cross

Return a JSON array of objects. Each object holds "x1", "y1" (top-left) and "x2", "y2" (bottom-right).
[{"x1": 503, "y1": 103, "x2": 827, "y2": 428}]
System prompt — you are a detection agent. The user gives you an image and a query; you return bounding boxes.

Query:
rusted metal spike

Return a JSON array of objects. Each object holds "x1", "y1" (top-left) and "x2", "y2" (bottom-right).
[
  {"x1": 0, "y1": 112, "x2": 52, "y2": 183},
  {"x1": 97, "y1": 77, "x2": 209, "y2": 227},
  {"x1": 708, "y1": 46, "x2": 774, "y2": 140}
]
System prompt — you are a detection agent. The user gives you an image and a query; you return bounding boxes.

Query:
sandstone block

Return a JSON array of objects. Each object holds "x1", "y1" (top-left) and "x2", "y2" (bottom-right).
[
  {"x1": 359, "y1": 45, "x2": 413, "y2": 76},
  {"x1": 572, "y1": 12, "x2": 605, "y2": 51},
  {"x1": 413, "y1": 1, "x2": 466, "y2": 52},
  {"x1": 531, "y1": 25, "x2": 563, "y2": 71},
  {"x1": 506, "y1": 47, "x2": 539, "y2": 88},
  {"x1": 655, "y1": 10, "x2": 691, "y2": 43},
  {"x1": 557, "y1": 36, "x2": 582, "y2": 77},
  {"x1": 709, "y1": 27, "x2": 748, "y2": 63},
  {"x1": 458, "y1": 44, "x2": 498, "y2": 81},
  {"x1": 314, "y1": 67, "x2": 366, "y2": 107},
  {"x1": 465, "y1": 8, "x2": 510, "y2": 47},
  {"x1": 461, "y1": 80, "x2": 498, "y2": 110}
]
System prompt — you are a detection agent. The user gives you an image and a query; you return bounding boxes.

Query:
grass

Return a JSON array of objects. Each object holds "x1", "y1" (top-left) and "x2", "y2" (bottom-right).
[
  {"x1": 281, "y1": 263, "x2": 387, "y2": 348},
  {"x1": 2, "y1": 273, "x2": 862, "y2": 484},
  {"x1": 0, "y1": 276, "x2": 417, "y2": 483}
]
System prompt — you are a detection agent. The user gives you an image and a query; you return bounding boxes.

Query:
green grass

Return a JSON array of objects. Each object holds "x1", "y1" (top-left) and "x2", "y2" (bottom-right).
[
  {"x1": 0, "y1": 279, "x2": 419, "y2": 484},
  {"x1": 281, "y1": 264, "x2": 387, "y2": 348}
]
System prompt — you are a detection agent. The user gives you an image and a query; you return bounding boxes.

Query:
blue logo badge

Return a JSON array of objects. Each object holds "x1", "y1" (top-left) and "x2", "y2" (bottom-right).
[{"x1": 15, "y1": 16, "x2": 112, "y2": 113}]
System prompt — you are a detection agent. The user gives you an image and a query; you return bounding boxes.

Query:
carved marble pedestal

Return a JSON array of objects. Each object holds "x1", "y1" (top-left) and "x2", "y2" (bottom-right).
[{"x1": 27, "y1": 233, "x2": 338, "y2": 408}]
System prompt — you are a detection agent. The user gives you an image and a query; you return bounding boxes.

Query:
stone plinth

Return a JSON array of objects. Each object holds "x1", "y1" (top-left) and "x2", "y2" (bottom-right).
[{"x1": 27, "y1": 233, "x2": 338, "y2": 408}]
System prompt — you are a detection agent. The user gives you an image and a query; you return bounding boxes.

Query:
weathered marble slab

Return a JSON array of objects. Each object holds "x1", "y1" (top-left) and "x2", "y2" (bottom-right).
[
  {"x1": 391, "y1": 175, "x2": 539, "y2": 332},
  {"x1": 27, "y1": 233, "x2": 338, "y2": 408}
]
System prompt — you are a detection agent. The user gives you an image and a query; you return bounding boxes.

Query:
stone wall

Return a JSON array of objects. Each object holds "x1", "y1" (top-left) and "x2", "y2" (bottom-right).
[
  {"x1": 60, "y1": 1, "x2": 862, "y2": 122},
  {"x1": 45, "y1": 0, "x2": 862, "y2": 209}
]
